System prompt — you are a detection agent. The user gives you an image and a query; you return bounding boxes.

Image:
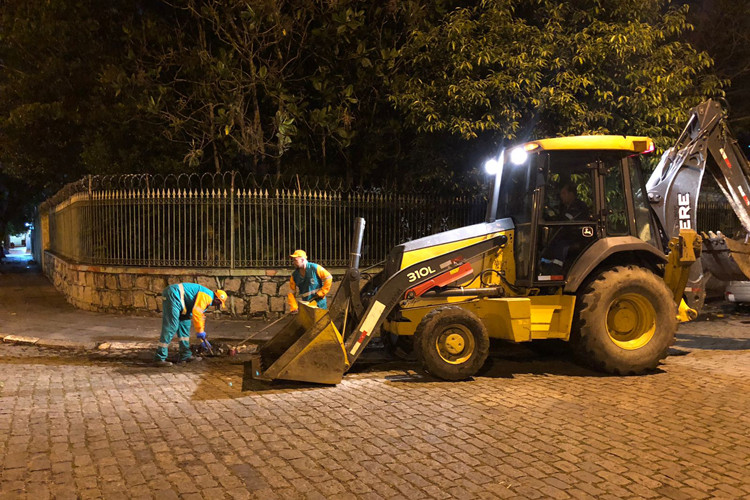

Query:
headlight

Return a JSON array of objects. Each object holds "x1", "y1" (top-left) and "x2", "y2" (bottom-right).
[
  {"x1": 510, "y1": 147, "x2": 528, "y2": 165},
  {"x1": 484, "y1": 158, "x2": 501, "y2": 175}
]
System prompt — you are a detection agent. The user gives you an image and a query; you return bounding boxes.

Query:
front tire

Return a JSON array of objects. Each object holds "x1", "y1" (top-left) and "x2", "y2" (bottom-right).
[
  {"x1": 414, "y1": 306, "x2": 489, "y2": 381},
  {"x1": 573, "y1": 265, "x2": 677, "y2": 374}
]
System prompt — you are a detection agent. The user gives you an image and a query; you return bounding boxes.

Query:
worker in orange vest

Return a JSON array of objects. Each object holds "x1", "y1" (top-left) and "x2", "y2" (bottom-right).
[
  {"x1": 153, "y1": 283, "x2": 227, "y2": 366},
  {"x1": 287, "y1": 250, "x2": 332, "y2": 312}
]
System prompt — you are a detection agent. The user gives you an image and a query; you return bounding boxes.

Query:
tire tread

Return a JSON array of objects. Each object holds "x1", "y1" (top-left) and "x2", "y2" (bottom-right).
[{"x1": 573, "y1": 265, "x2": 676, "y2": 375}]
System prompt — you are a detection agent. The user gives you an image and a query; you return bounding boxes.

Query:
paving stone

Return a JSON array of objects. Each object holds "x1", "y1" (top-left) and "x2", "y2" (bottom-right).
[{"x1": 0, "y1": 314, "x2": 748, "y2": 498}]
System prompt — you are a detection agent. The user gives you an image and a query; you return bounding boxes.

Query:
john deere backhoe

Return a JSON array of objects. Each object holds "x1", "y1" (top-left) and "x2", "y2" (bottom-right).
[{"x1": 244, "y1": 99, "x2": 750, "y2": 385}]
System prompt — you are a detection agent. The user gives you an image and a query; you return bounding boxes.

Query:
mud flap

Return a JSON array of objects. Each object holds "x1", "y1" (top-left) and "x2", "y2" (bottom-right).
[{"x1": 243, "y1": 303, "x2": 349, "y2": 386}]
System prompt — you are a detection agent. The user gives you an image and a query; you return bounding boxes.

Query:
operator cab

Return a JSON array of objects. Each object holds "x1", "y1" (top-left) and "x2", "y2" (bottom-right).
[{"x1": 487, "y1": 136, "x2": 659, "y2": 288}]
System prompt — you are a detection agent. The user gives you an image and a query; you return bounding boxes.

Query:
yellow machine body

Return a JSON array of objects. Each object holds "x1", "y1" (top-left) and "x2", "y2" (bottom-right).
[
  {"x1": 383, "y1": 295, "x2": 576, "y2": 342},
  {"x1": 382, "y1": 226, "x2": 577, "y2": 344},
  {"x1": 398, "y1": 229, "x2": 508, "y2": 271}
]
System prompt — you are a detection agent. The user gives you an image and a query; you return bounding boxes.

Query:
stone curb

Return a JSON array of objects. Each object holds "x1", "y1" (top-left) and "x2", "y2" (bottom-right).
[
  {"x1": 38, "y1": 339, "x2": 98, "y2": 350},
  {"x1": 96, "y1": 341, "x2": 159, "y2": 351},
  {"x1": 2, "y1": 335, "x2": 249, "y2": 353},
  {"x1": 1, "y1": 334, "x2": 155, "y2": 351},
  {"x1": 2, "y1": 334, "x2": 39, "y2": 345}
]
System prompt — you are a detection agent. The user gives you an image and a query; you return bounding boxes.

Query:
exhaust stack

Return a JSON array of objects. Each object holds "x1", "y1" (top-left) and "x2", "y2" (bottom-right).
[{"x1": 349, "y1": 217, "x2": 366, "y2": 269}]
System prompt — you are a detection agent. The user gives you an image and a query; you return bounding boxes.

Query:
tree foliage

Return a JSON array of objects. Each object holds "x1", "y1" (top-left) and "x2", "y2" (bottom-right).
[
  {"x1": 0, "y1": 0, "x2": 182, "y2": 240},
  {"x1": 685, "y1": 0, "x2": 750, "y2": 141},
  {"x1": 0, "y1": 1, "x2": 182, "y2": 182},
  {"x1": 390, "y1": 0, "x2": 723, "y2": 151},
  {"x1": 0, "y1": 0, "x2": 735, "y2": 240},
  {"x1": 112, "y1": 0, "x2": 428, "y2": 180}
]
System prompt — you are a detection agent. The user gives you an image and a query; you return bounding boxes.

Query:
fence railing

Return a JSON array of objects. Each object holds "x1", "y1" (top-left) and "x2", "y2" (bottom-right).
[
  {"x1": 695, "y1": 200, "x2": 745, "y2": 238},
  {"x1": 40, "y1": 173, "x2": 744, "y2": 269},
  {"x1": 41, "y1": 173, "x2": 487, "y2": 268}
]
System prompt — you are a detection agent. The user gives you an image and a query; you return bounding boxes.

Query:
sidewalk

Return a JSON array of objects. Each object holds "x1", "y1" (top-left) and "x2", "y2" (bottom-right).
[{"x1": 0, "y1": 249, "x2": 267, "y2": 351}]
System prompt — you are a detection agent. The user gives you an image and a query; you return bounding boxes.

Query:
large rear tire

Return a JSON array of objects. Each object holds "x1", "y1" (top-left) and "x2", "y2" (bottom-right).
[
  {"x1": 414, "y1": 306, "x2": 489, "y2": 381},
  {"x1": 573, "y1": 265, "x2": 676, "y2": 374}
]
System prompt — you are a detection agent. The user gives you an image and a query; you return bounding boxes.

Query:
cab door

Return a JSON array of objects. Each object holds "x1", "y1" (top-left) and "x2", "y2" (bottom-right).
[
  {"x1": 535, "y1": 152, "x2": 602, "y2": 284},
  {"x1": 597, "y1": 153, "x2": 632, "y2": 238}
]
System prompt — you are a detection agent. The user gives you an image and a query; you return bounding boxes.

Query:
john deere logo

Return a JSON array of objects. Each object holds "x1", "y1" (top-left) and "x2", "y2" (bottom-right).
[{"x1": 581, "y1": 227, "x2": 594, "y2": 237}]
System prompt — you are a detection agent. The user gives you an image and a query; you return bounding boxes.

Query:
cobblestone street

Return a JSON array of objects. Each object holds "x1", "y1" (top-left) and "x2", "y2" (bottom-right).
[
  {"x1": 1, "y1": 312, "x2": 748, "y2": 499},
  {"x1": 5, "y1": 3, "x2": 750, "y2": 499}
]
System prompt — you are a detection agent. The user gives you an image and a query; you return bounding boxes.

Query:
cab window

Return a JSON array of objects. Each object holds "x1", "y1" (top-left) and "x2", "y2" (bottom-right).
[
  {"x1": 542, "y1": 152, "x2": 595, "y2": 222},
  {"x1": 628, "y1": 156, "x2": 655, "y2": 243},
  {"x1": 602, "y1": 154, "x2": 629, "y2": 236}
]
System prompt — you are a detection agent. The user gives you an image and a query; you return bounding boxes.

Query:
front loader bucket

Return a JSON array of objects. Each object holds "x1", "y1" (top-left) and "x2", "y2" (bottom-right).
[{"x1": 244, "y1": 303, "x2": 348, "y2": 385}]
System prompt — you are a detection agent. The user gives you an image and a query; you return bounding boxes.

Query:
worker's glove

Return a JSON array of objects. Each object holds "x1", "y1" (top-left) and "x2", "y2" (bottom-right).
[{"x1": 196, "y1": 332, "x2": 212, "y2": 351}]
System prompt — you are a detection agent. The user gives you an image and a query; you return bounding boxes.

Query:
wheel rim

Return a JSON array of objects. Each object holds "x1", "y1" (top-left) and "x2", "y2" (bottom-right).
[
  {"x1": 606, "y1": 292, "x2": 656, "y2": 349},
  {"x1": 435, "y1": 324, "x2": 475, "y2": 364}
]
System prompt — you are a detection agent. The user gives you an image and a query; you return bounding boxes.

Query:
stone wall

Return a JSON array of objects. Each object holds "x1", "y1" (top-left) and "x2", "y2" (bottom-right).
[{"x1": 43, "y1": 251, "x2": 351, "y2": 319}]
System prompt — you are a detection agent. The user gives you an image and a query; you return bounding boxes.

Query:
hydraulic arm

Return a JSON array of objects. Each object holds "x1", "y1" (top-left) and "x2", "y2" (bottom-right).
[{"x1": 647, "y1": 99, "x2": 750, "y2": 302}]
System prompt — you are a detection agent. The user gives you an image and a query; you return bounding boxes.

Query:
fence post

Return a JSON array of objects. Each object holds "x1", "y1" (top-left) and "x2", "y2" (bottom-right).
[
  {"x1": 38, "y1": 210, "x2": 50, "y2": 273},
  {"x1": 230, "y1": 172, "x2": 235, "y2": 270},
  {"x1": 87, "y1": 175, "x2": 93, "y2": 263}
]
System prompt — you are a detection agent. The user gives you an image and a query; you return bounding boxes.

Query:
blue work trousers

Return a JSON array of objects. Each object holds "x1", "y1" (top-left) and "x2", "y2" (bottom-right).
[{"x1": 155, "y1": 287, "x2": 193, "y2": 361}]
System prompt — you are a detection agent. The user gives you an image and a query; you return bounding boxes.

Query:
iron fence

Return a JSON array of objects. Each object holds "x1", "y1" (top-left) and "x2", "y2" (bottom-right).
[
  {"x1": 696, "y1": 200, "x2": 744, "y2": 238},
  {"x1": 40, "y1": 173, "x2": 744, "y2": 269},
  {"x1": 40, "y1": 173, "x2": 487, "y2": 268}
]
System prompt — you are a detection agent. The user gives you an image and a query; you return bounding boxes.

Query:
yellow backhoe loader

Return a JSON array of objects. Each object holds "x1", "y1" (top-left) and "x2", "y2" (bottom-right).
[{"x1": 244, "y1": 99, "x2": 750, "y2": 385}]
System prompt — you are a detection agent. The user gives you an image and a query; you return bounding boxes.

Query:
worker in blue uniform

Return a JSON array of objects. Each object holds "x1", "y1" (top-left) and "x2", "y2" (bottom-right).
[
  {"x1": 153, "y1": 283, "x2": 227, "y2": 366},
  {"x1": 287, "y1": 249, "x2": 333, "y2": 312}
]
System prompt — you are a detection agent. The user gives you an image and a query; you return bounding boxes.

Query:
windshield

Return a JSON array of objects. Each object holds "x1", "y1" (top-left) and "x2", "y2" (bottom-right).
[
  {"x1": 494, "y1": 152, "x2": 536, "y2": 224},
  {"x1": 492, "y1": 149, "x2": 538, "y2": 282}
]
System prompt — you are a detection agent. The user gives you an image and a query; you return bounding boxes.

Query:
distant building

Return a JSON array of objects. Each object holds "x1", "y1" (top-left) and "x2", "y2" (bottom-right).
[{"x1": 9, "y1": 230, "x2": 31, "y2": 250}]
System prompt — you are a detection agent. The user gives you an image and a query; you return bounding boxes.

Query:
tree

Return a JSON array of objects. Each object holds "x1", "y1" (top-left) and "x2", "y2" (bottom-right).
[
  {"x1": 0, "y1": 0, "x2": 728, "y2": 206},
  {"x1": 0, "y1": 1, "x2": 184, "y2": 238},
  {"x1": 685, "y1": 0, "x2": 750, "y2": 145},
  {"x1": 111, "y1": 1, "x2": 306, "y2": 174},
  {"x1": 389, "y1": 0, "x2": 722, "y2": 154},
  {"x1": 114, "y1": 0, "x2": 430, "y2": 180},
  {"x1": 0, "y1": 1, "x2": 183, "y2": 182},
  {"x1": 0, "y1": 0, "x2": 102, "y2": 236}
]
